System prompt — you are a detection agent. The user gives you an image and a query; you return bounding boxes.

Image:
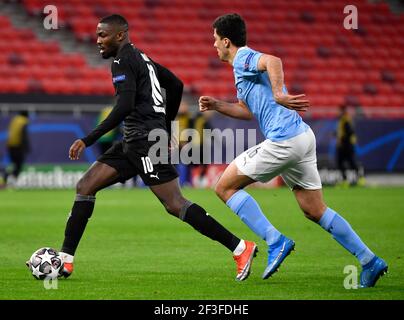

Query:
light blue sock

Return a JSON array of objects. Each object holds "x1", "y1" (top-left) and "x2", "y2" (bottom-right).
[
  {"x1": 226, "y1": 190, "x2": 281, "y2": 246},
  {"x1": 319, "y1": 207, "x2": 375, "y2": 266}
]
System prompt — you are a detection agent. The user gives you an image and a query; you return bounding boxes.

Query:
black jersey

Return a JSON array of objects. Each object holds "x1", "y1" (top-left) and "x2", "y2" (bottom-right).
[
  {"x1": 81, "y1": 43, "x2": 183, "y2": 148},
  {"x1": 111, "y1": 43, "x2": 167, "y2": 142}
]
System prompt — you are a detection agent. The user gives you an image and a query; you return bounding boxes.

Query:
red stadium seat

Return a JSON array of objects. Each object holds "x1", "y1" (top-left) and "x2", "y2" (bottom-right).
[{"x1": 1, "y1": 0, "x2": 401, "y2": 108}]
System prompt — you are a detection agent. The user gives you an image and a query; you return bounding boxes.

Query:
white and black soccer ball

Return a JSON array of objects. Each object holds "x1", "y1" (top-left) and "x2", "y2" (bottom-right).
[{"x1": 28, "y1": 247, "x2": 64, "y2": 280}]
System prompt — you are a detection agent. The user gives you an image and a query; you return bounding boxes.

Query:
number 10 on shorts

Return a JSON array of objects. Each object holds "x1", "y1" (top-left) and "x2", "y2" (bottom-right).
[{"x1": 141, "y1": 156, "x2": 154, "y2": 174}]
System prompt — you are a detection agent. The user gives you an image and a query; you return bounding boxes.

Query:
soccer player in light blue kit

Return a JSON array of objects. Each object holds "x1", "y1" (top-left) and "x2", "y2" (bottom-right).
[{"x1": 199, "y1": 13, "x2": 387, "y2": 287}]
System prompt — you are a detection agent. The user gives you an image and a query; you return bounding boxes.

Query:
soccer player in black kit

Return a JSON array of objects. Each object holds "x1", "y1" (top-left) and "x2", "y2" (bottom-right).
[{"x1": 43, "y1": 15, "x2": 257, "y2": 281}]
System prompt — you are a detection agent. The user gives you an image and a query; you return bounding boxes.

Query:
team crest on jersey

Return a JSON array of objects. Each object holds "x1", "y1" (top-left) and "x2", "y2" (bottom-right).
[{"x1": 112, "y1": 74, "x2": 126, "y2": 83}]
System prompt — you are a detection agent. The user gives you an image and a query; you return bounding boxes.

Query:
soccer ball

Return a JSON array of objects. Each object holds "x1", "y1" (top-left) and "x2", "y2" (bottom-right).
[{"x1": 28, "y1": 247, "x2": 64, "y2": 280}]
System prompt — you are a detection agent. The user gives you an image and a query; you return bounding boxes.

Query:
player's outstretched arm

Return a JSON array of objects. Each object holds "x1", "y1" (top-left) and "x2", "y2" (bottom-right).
[
  {"x1": 69, "y1": 91, "x2": 134, "y2": 160},
  {"x1": 80, "y1": 91, "x2": 134, "y2": 148},
  {"x1": 199, "y1": 96, "x2": 253, "y2": 120},
  {"x1": 258, "y1": 54, "x2": 310, "y2": 112}
]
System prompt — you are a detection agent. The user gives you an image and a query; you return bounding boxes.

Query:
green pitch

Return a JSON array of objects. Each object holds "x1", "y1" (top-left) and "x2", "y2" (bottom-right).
[{"x1": 0, "y1": 186, "x2": 403, "y2": 300}]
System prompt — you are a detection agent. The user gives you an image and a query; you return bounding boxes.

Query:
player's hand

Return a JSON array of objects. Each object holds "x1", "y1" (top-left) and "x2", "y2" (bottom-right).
[
  {"x1": 69, "y1": 139, "x2": 86, "y2": 160},
  {"x1": 199, "y1": 96, "x2": 218, "y2": 112},
  {"x1": 274, "y1": 93, "x2": 310, "y2": 112}
]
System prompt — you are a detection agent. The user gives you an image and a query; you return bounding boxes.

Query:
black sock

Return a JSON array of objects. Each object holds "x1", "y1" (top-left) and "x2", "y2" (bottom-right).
[
  {"x1": 61, "y1": 195, "x2": 95, "y2": 255},
  {"x1": 182, "y1": 203, "x2": 240, "y2": 252}
]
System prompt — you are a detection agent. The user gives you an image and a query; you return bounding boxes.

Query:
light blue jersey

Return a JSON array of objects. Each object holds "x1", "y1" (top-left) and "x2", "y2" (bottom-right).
[{"x1": 233, "y1": 47, "x2": 309, "y2": 141}]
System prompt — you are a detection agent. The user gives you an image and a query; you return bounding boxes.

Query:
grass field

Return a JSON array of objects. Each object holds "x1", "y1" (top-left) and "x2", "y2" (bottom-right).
[{"x1": 0, "y1": 186, "x2": 403, "y2": 300}]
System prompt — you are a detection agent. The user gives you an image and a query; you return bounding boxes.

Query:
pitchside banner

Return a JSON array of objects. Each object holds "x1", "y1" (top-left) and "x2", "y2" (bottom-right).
[{"x1": 1, "y1": 114, "x2": 404, "y2": 174}]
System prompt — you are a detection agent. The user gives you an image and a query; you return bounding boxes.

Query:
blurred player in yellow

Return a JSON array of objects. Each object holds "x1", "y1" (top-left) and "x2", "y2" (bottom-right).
[
  {"x1": 6, "y1": 110, "x2": 30, "y2": 185},
  {"x1": 336, "y1": 105, "x2": 365, "y2": 186}
]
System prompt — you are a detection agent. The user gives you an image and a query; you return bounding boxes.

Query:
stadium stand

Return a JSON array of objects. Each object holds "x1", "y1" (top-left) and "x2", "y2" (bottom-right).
[
  {"x1": 1, "y1": 0, "x2": 403, "y2": 114},
  {"x1": 0, "y1": 14, "x2": 113, "y2": 96}
]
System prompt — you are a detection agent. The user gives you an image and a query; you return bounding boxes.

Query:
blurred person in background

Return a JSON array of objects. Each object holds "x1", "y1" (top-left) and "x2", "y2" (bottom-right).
[
  {"x1": 336, "y1": 105, "x2": 365, "y2": 186},
  {"x1": 175, "y1": 99, "x2": 212, "y2": 186},
  {"x1": 6, "y1": 110, "x2": 30, "y2": 185},
  {"x1": 0, "y1": 157, "x2": 6, "y2": 189},
  {"x1": 175, "y1": 100, "x2": 192, "y2": 185},
  {"x1": 191, "y1": 106, "x2": 212, "y2": 187}
]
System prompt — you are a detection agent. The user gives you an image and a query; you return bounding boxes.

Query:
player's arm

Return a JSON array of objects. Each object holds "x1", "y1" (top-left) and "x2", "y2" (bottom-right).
[
  {"x1": 199, "y1": 96, "x2": 253, "y2": 120},
  {"x1": 69, "y1": 92, "x2": 134, "y2": 160},
  {"x1": 257, "y1": 54, "x2": 309, "y2": 112},
  {"x1": 70, "y1": 58, "x2": 137, "y2": 160},
  {"x1": 154, "y1": 62, "x2": 184, "y2": 121},
  {"x1": 153, "y1": 62, "x2": 184, "y2": 134}
]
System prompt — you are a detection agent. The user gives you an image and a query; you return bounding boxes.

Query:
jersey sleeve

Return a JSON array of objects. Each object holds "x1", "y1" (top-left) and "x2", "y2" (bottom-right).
[
  {"x1": 235, "y1": 49, "x2": 263, "y2": 77},
  {"x1": 153, "y1": 61, "x2": 184, "y2": 135},
  {"x1": 111, "y1": 57, "x2": 137, "y2": 94}
]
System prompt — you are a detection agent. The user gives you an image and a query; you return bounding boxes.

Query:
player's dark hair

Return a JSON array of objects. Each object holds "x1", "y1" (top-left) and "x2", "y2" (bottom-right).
[
  {"x1": 212, "y1": 13, "x2": 246, "y2": 47},
  {"x1": 99, "y1": 14, "x2": 129, "y2": 31}
]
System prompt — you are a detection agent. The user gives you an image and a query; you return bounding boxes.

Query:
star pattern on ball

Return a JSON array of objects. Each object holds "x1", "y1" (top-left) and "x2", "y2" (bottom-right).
[{"x1": 37, "y1": 251, "x2": 54, "y2": 265}]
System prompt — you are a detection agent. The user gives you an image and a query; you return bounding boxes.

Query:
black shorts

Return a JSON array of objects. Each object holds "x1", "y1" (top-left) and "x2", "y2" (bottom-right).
[{"x1": 97, "y1": 141, "x2": 178, "y2": 186}]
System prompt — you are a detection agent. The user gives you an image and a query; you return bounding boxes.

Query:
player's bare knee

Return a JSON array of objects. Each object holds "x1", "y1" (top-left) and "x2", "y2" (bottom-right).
[
  {"x1": 301, "y1": 206, "x2": 325, "y2": 223},
  {"x1": 163, "y1": 197, "x2": 187, "y2": 217},
  {"x1": 214, "y1": 183, "x2": 223, "y2": 199},
  {"x1": 76, "y1": 178, "x2": 95, "y2": 196},
  {"x1": 214, "y1": 182, "x2": 231, "y2": 202},
  {"x1": 302, "y1": 210, "x2": 318, "y2": 222}
]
